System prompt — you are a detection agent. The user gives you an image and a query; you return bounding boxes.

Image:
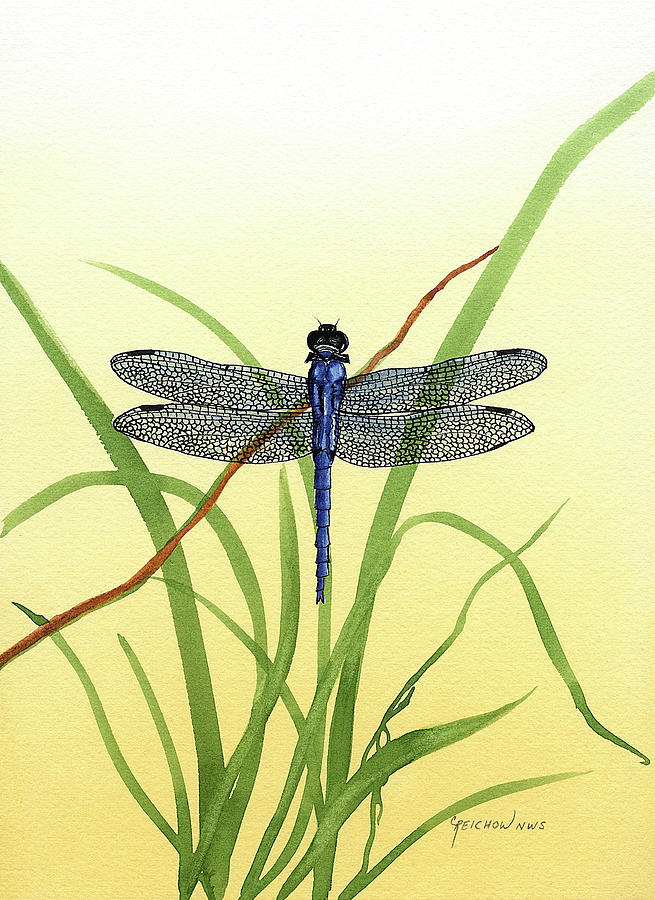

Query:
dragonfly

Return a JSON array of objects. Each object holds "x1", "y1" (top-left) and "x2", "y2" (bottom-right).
[{"x1": 111, "y1": 324, "x2": 546, "y2": 603}]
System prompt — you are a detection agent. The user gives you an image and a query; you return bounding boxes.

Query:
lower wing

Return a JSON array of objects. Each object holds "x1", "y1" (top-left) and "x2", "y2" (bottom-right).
[
  {"x1": 335, "y1": 405, "x2": 535, "y2": 467},
  {"x1": 113, "y1": 404, "x2": 313, "y2": 463}
]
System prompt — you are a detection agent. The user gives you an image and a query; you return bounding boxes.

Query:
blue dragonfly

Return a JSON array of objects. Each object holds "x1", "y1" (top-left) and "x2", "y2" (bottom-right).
[{"x1": 111, "y1": 324, "x2": 546, "y2": 603}]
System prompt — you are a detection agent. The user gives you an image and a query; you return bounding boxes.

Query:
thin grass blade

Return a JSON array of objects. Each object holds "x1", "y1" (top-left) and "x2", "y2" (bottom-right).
[
  {"x1": 152, "y1": 575, "x2": 324, "y2": 813},
  {"x1": 392, "y1": 511, "x2": 649, "y2": 765},
  {"x1": 358, "y1": 503, "x2": 566, "y2": 871},
  {"x1": 278, "y1": 689, "x2": 535, "y2": 898},
  {"x1": 323, "y1": 71, "x2": 655, "y2": 863},
  {"x1": 338, "y1": 770, "x2": 589, "y2": 899},
  {"x1": 13, "y1": 602, "x2": 178, "y2": 848},
  {"x1": 2, "y1": 469, "x2": 268, "y2": 678},
  {"x1": 0, "y1": 263, "x2": 224, "y2": 830},
  {"x1": 84, "y1": 261, "x2": 261, "y2": 367},
  {"x1": 118, "y1": 634, "x2": 193, "y2": 859},
  {"x1": 183, "y1": 467, "x2": 301, "y2": 899}
]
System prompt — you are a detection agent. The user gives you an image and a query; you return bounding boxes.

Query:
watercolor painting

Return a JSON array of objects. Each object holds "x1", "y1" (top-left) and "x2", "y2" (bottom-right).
[{"x1": 1, "y1": 5, "x2": 653, "y2": 898}]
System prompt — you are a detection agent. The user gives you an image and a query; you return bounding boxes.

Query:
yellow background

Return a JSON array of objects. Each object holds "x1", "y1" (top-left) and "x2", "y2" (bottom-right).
[{"x1": 1, "y1": 3, "x2": 653, "y2": 897}]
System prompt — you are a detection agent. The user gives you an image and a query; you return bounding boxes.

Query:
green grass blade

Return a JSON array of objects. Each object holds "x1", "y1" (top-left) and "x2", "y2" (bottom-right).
[
  {"x1": 152, "y1": 575, "x2": 323, "y2": 807},
  {"x1": 278, "y1": 689, "x2": 535, "y2": 898},
  {"x1": 241, "y1": 784, "x2": 317, "y2": 900},
  {"x1": 0, "y1": 262, "x2": 225, "y2": 827},
  {"x1": 84, "y1": 261, "x2": 261, "y2": 367},
  {"x1": 13, "y1": 602, "x2": 178, "y2": 848},
  {"x1": 393, "y1": 511, "x2": 649, "y2": 766},
  {"x1": 2, "y1": 461, "x2": 271, "y2": 895},
  {"x1": 365, "y1": 504, "x2": 565, "y2": 763},
  {"x1": 338, "y1": 770, "x2": 589, "y2": 899},
  {"x1": 117, "y1": 634, "x2": 193, "y2": 861},
  {"x1": 196, "y1": 466, "x2": 303, "y2": 898},
  {"x1": 357, "y1": 504, "x2": 565, "y2": 872},
  {"x1": 1, "y1": 471, "x2": 124, "y2": 537},
  {"x1": 323, "y1": 70, "x2": 655, "y2": 865},
  {"x1": 436, "y1": 70, "x2": 655, "y2": 363},
  {"x1": 2, "y1": 469, "x2": 268, "y2": 681},
  {"x1": 156, "y1": 574, "x2": 326, "y2": 898},
  {"x1": 238, "y1": 531, "x2": 445, "y2": 894},
  {"x1": 182, "y1": 467, "x2": 301, "y2": 899}
]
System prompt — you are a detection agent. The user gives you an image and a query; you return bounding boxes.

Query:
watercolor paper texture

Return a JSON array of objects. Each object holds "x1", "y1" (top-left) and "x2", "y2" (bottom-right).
[{"x1": 1, "y1": 3, "x2": 653, "y2": 898}]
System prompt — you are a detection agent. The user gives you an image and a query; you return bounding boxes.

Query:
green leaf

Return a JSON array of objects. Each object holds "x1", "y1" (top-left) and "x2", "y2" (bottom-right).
[
  {"x1": 358, "y1": 503, "x2": 566, "y2": 873},
  {"x1": 338, "y1": 770, "x2": 589, "y2": 899},
  {"x1": 0, "y1": 262, "x2": 225, "y2": 836},
  {"x1": 392, "y1": 511, "x2": 649, "y2": 766},
  {"x1": 182, "y1": 467, "x2": 301, "y2": 900},
  {"x1": 118, "y1": 634, "x2": 193, "y2": 862},
  {"x1": 13, "y1": 603, "x2": 178, "y2": 848},
  {"x1": 84, "y1": 260, "x2": 261, "y2": 367},
  {"x1": 151, "y1": 574, "x2": 323, "y2": 810},
  {"x1": 323, "y1": 70, "x2": 655, "y2": 877},
  {"x1": 2, "y1": 469, "x2": 268, "y2": 682},
  {"x1": 278, "y1": 690, "x2": 536, "y2": 898}
]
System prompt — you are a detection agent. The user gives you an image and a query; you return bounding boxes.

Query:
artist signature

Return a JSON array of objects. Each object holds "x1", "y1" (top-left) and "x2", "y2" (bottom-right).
[{"x1": 449, "y1": 811, "x2": 546, "y2": 847}]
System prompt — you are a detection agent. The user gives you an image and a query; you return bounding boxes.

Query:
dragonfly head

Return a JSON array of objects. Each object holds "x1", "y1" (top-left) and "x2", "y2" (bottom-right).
[{"x1": 306, "y1": 323, "x2": 350, "y2": 363}]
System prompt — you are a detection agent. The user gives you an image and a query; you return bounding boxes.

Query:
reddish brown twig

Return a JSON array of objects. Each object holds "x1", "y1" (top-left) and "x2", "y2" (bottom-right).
[
  {"x1": 0, "y1": 245, "x2": 498, "y2": 672},
  {"x1": 358, "y1": 244, "x2": 499, "y2": 376}
]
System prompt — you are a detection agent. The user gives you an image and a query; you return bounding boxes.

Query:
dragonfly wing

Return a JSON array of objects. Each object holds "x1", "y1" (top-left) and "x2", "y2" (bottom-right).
[
  {"x1": 111, "y1": 350, "x2": 309, "y2": 409},
  {"x1": 335, "y1": 405, "x2": 535, "y2": 467},
  {"x1": 113, "y1": 404, "x2": 313, "y2": 463},
  {"x1": 341, "y1": 349, "x2": 546, "y2": 413}
]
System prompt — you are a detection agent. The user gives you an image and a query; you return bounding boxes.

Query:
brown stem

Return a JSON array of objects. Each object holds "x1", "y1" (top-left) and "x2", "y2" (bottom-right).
[
  {"x1": 0, "y1": 245, "x2": 498, "y2": 672},
  {"x1": 358, "y1": 244, "x2": 499, "y2": 376}
]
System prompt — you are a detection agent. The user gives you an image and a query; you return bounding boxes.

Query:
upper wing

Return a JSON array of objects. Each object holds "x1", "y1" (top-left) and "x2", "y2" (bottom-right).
[
  {"x1": 335, "y1": 405, "x2": 535, "y2": 467},
  {"x1": 341, "y1": 349, "x2": 546, "y2": 413},
  {"x1": 113, "y1": 404, "x2": 313, "y2": 463},
  {"x1": 111, "y1": 349, "x2": 309, "y2": 410}
]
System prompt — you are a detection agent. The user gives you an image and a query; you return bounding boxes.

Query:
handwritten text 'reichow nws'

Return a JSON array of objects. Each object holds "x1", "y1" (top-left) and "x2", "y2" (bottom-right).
[{"x1": 450, "y1": 811, "x2": 546, "y2": 847}]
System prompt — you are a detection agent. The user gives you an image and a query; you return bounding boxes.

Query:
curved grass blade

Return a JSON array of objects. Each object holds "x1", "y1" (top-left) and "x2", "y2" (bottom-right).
[
  {"x1": 117, "y1": 633, "x2": 193, "y2": 865},
  {"x1": 0, "y1": 263, "x2": 224, "y2": 832},
  {"x1": 338, "y1": 770, "x2": 589, "y2": 899},
  {"x1": 152, "y1": 575, "x2": 324, "y2": 812},
  {"x1": 13, "y1": 602, "x2": 178, "y2": 849},
  {"x1": 182, "y1": 467, "x2": 301, "y2": 900},
  {"x1": 2, "y1": 463, "x2": 272, "y2": 896},
  {"x1": 157, "y1": 573, "x2": 326, "y2": 900},
  {"x1": 240, "y1": 509, "x2": 548, "y2": 896},
  {"x1": 77, "y1": 260, "x2": 268, "y2": 894},
  {"x1": 393, "y1": 512, "x2": 649, "y2": 766},
  {"x1": 2, "y1": 469, "x2": 268, "y2": 680},
  {"x1": 278, "y1": 689, "x2": 535, "y2": 899},
  {"x1": 84, "y1": 261, "x2": 261, "y2": 368},
  {"x1": 323, "y1": 70, "x2": 655, "y2": 874},
  {"x1": 358, "y1": 503, "x2": 565, "y2": 872}
]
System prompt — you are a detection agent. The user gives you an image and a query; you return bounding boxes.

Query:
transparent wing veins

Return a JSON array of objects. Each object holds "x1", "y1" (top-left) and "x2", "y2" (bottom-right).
[
  {"x1": 335, "y1": 405, "x2": 535, "y2": 467},
  {"x1": 113, "y1": 403, "x2": 313, "y2": 463},
  {"x1": 111, "y1": 349, "x2": 309, "y2": 410},
  {"x1": 342, "y1": 349, "x2": 546, "y2": 413}
]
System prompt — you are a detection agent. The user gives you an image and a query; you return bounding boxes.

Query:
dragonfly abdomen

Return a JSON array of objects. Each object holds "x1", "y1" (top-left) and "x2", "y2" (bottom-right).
[{"x1": 314, "y1": 455, "x2": 332, "y2": 603}]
